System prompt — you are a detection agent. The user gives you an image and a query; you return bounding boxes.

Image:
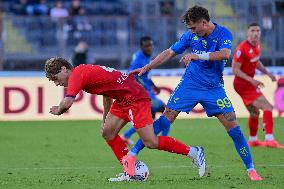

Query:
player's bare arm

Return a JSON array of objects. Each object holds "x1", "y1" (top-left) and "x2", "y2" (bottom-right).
[
  {"x1": 180, "y1": 48, "x2": 231, "y2": 65},
  {"x1": 232, "y1": 59, "x2": 264, "y2": 88},
  {"x1": 129, "y1": 48, "x2": 176, "y2": 76},
  {"x1": 102, "y1": 96, "x2": 113, "y2": 123},
  {"x1": 49, "y1": 97, "x2": 75, "y2": 115},
  {"x1": 256, "y1": 61, "x2": 276, "y2": 81}
]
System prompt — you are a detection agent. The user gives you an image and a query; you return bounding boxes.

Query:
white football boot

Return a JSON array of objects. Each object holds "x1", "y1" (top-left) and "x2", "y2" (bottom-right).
[
  {"x1": 190, "y1": 146, "x2": 206, "y2": 177},
  {"x1": 108, "y1": 172, "x2": 140, "y2": 182}
]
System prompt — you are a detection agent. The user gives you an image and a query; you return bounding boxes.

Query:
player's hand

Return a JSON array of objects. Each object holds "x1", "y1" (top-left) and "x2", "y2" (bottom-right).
[
  {"x1": 49, "y1": 106, "x2": 60, "y2": 115},
  {"x1": 251, "y1": 79, "x2": 264, "y2": 88},
  {"x1": 180, "y1": 53, "x2": 199, "y2": 66},
  {"x1": 268, "y1": 73, "x2": 277, "y2": 82},
  {"x1": 128, "y1": 66, "x2": 150, "y2": 76}
]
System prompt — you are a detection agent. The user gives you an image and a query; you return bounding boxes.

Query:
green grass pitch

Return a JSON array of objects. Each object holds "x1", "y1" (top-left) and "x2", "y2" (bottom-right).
[{"x1": 0, "y1": 118, "x2": 283, "y2": 189}]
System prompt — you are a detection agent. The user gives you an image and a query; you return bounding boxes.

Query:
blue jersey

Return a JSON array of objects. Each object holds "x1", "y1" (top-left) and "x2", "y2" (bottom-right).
[
  {"x1": 171, "y1": 23, "x2": 233, "y2": 89},
  {"x1": 128, "y1": 50, "x2": 154, "y2": 92}
]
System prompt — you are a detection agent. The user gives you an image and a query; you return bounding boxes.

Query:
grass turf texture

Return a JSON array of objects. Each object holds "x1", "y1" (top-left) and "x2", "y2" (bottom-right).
[{"x1": 0, "y1": 118, "x2": 283, "y2": 189}]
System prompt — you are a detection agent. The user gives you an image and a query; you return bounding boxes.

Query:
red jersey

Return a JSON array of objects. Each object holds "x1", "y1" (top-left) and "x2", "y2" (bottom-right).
[
  {"x1": 233, "y1": 40, "x2": 263, "y2": 105},
  {"x1": 233, "y1": 40, "x2": 261, "y2": 82},
  {"x1": 66, "y1": 64, "x2": 150, "y2": 105}
]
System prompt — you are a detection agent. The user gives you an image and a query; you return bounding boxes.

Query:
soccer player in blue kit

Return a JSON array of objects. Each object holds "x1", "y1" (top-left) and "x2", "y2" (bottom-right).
[
  {"x1": 127, "y1": 5, "x2": 263, "y2": 181},
  {"x1": 121, "y1": 36, "x2": 167, "y2": 145}
]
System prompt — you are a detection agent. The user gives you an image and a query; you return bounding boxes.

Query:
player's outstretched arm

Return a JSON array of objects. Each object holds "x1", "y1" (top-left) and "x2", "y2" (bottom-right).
[
  {"x1": 49, "y1": 97, "x2": 75, "y2": 115},
  {"x1": 129, "y1": 48, "x2": 176, "y2": 76},
  {"x1": 180, "y1": 48, "x2": 231, "y2": 66},
  {"x1": 207, "y1": 48, "x2": 231, "y2": 60},
  {"x1": 256, "y1": 61, "x2": 276, "y2": 81}
]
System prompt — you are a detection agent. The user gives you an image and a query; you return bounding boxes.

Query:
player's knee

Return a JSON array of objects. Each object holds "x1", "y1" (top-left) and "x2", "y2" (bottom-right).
[
  {"x1": 101, "y1": 126, "x2": 115, "y2": 140},
  {"x1": 249, "y1": 111, "x2": 260, "y2": 117},
  {"x1": 263, "y1": 103, "x2": 273, "y2": 111},
  {"x1": 142, "y1": 138, "x2": 158, "y2": 149}
]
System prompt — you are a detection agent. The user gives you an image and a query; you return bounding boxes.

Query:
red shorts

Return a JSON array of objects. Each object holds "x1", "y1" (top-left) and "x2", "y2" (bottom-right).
[
  {"x1": 109, "y1": 99, "x2": 153, "y2": 129},
  {"x1": 233, "y1": 79, "x2": 263, "y2": 106}
]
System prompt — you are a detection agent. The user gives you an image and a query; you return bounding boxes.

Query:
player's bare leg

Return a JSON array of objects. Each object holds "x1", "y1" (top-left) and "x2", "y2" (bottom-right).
[
  {"x1": 252, "y1": 95, "x2": 284, "y2": 148},
  {"x1": 216, "y1": 112, "x2": 262, "y2": 181},
  {"x1": 245, "y1": 104, "x2": 265, "y2": 147},
  {"x1": 102, "y1": 113, "x2": 129, "y2": 164}
]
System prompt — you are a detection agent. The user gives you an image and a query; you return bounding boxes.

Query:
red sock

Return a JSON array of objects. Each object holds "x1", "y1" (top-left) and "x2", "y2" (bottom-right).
[
  {"x1": 157, "y1": 136, "x2": 190, "y2": 156},
  {"x1": 263, "y1": 110, "x2": 273, "y2": 134},
  {"x1": 106, "y1": 135, "x2": 128, "y2": 164},
  {"x1": 248, "y1": 116, "x2": 259, "y2": 136}
]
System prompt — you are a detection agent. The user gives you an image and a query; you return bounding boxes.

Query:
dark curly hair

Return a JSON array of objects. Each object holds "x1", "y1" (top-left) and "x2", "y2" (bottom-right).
[
  {"x1": 45, "y1": 57, "x2": 73, "y2": 80},
  {"x1": 181, "y1": 5, "x2": 210, "y2": 24}
]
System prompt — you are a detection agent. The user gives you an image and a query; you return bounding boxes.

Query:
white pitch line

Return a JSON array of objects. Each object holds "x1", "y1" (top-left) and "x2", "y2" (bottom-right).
[{"x1": 0, "y1": 164, "x2": 284, "y2": 171}]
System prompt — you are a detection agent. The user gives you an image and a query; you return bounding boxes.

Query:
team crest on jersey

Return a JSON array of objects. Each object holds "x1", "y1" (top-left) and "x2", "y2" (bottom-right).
[
  {"x1": 236, "y1": 50, "x2": 241, "y2": 58},
  {"x1": 202, "y1": 40, "x2": 207, "y2": 48}
]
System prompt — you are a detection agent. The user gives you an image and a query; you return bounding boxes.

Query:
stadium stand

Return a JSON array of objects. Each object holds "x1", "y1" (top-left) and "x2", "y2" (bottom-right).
[{"x1": 0, "y1": 0, "x2": 284, "y2": 70}]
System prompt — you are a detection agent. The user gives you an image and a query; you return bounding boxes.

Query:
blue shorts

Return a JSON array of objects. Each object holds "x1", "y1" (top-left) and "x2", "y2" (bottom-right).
[{"x1": 166, "y1": 79, "x2": 235, "y2": 117}]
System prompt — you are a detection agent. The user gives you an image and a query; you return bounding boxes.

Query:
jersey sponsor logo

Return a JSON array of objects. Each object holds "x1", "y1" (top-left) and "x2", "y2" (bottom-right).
[
  {"x1": 99, "y1": 65, "x2": 129, "y2": 85},
  {"x1": 117, "y1": 73, "x2": 129, "y2": 84},
  {"x1": 193, "y1": 35, "x2": 199, "y2": 41},
  {"x1": 250, "y1": 56, "x2": 260, "y2": 62},
  {"x1": 223, "y1": 39, "x2": 232, "y2": 45},
  {"x1": 236, "y1": 50, "x2": 241, "y2": 58},
  {"x1": 249, "y1": 49, "x2": 253, "y2": 54},
  {"x1": 192, "y1": 49, "x2": 207, "y2": 54},
  {"x1": 213, "y1": 39, "x2": 217, "y2": 43}
]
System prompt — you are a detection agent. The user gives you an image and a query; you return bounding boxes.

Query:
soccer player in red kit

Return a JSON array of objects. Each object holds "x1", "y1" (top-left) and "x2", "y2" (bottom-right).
[
  {"x1": 45, "y1": 57, "x2": 206, "y2": 181},
  {"x1": 232, "y1": 23, "x2": 283, "y2": 148}
]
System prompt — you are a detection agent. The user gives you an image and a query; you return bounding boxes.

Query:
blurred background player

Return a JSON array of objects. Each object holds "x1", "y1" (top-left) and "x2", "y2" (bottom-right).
[
  {"x1": 72, "y1": 40, "x2": 89, "y2": 67},
  {"x1": 121, "y1": 36, "x2": 166, "y2": 145},
  {"x1": 232, "y1": 23, "x2": 284, "y2": 148},
  {"x1": 129, "y1": 6, "x2": 262, "y2": 181}
]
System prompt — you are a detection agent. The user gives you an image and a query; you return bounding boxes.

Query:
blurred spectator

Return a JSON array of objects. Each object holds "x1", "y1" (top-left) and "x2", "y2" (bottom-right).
[
  {"x1": 12, "y1": 0, "x2": 29, "y2": 15},
  {"x1": 50, "y1": 1, "x2": 68, "y2": 19},
  {"x1": 74, "y1": 8, "x2": 92, "y2": 31},
  {"x1": 33, "y1": 0, "x2": 49, "y2": 16},
  {"x1": 72, "y1": 40, "x2": 89, "y2": 67},
  {"x1": 69, "y1": 0, "x2": 82, "y2": 16},
  {"x1": 159, "y1": 1, "x2": 174, "y2": 16}
]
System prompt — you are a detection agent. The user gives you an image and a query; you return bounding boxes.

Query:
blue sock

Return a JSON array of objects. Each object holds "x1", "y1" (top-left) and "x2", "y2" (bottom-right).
[
  {"x1": 130, "y1": 115, "x2": 171, "y2": 156},
  {"x1": 228, "y1": 126, "x2": 254, "y2": 170},
  {"x1": 123, "y1": 127, "x2": 136, "y2": 139},
  {"x1": 161, "y1": 125, "x2": 170, "y2": 136}
]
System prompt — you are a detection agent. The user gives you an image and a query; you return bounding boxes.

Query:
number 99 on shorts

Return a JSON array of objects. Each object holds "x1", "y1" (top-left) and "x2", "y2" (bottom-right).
[{"x1": 216, "y1": 97, "x2": 232, "y2": 109}]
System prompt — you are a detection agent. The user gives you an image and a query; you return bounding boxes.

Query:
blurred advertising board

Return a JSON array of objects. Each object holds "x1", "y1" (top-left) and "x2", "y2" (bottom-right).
[{"x1": 0, "y1": 74, "x2": 281, "y2": 121}]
